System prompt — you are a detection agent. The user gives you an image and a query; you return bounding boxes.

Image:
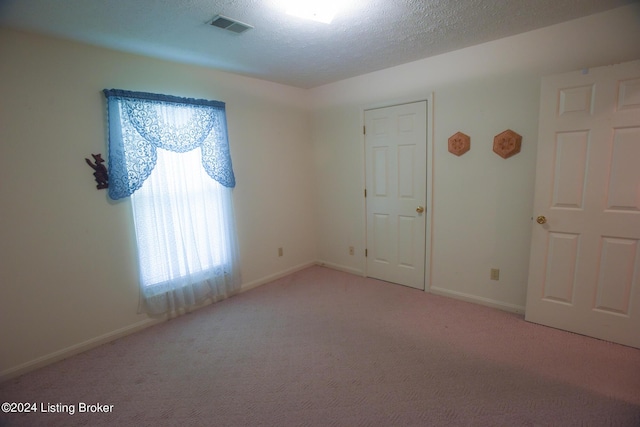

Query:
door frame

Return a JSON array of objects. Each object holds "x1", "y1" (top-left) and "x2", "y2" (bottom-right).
[{"x1": 361, "y1": 93, "x2": 435, "y2": 291}]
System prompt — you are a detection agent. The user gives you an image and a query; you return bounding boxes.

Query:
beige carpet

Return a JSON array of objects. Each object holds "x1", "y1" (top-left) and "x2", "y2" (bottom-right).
[{"x1": 1, "y1": 266, "x2": 639, "y2": 426}]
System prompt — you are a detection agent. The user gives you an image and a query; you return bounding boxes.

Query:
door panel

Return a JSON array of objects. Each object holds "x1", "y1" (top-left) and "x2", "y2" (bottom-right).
[
  {"x1": 542, "y1": 232, "x2": 579, "y2": 304},
  {"x1": 594, "y1": 237, "x2": 637, "y2": 315},
  {"x1": 551, "y1": 131, "x2": 589, "y2": 209},
  {"x1": 365, "y1": 101, "x2": 427, "y2": 290},
  {"x1": 607, "y1": 127, "x2": 640, "y2": 211},
  {"x1": 526, "y1": 60, "x2": 640, "y2": 348}
]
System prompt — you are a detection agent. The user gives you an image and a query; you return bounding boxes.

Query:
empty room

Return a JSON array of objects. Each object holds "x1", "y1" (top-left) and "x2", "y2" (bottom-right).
[{"x1": 1, "y1": 1, "x2": 639, "y2": 425}]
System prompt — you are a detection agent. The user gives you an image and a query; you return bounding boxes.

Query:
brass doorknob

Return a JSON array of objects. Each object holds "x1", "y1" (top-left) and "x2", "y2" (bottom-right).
[
  {"x1": 536, "y1": 215, "x2": 547, "y2": 224},
  {"x1": 416, "y1": 206, "x2": 425, "y2": 214}
]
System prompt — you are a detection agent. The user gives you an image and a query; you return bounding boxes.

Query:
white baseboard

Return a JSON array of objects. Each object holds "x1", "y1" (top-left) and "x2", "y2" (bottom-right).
[
  {"x1": 1, "y1": 261, "x2": 317, "y2": 382},
  {"x1": 429, "y1": 286, "x2": 526, "y2": 315},
  {"x1": 315, "y1": 260, "x2": 364, "y2": 276},
  {"x1": 0, "y1": 317, "x2": 163, "y2": 382},
  {"x1": 5, "y1": 264, "x2": 522, "y2": 382},
  {"x1": 240, "y1": 261, "x2": 317, "y2": 292}
]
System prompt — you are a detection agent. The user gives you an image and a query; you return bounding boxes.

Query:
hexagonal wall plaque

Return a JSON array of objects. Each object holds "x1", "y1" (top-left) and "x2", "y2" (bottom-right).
[
  {"x1": 493, "y1": 129, "x2": 522, "y2": 159},
  {"x1": 448, "y1": 132, "x2": 470, "y2": 156}
]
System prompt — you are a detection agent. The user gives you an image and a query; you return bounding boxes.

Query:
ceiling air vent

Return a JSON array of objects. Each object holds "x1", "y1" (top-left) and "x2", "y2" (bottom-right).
[{"x1": 210, "y1": 15, "x2": 253, "y2": 34}]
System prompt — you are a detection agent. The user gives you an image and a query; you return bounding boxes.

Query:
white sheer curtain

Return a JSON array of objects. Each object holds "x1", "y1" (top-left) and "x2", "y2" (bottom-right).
[
  {"x1": 103, "y1": 89, "x2": 241, "y2": 317},
  {"x1": 131, "y1": 147, "x2": 241, "y2": 317}
]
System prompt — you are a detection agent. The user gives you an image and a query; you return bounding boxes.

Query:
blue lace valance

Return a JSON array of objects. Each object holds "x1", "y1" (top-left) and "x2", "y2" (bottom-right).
[{"x1": 103, "y1": 89, "x2": 236, "y2": 200}]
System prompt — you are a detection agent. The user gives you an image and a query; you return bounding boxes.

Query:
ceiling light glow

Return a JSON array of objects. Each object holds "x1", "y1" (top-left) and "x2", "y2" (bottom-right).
[{"x1": 283, "y1": 0, "x2": 342, "y2": 24}]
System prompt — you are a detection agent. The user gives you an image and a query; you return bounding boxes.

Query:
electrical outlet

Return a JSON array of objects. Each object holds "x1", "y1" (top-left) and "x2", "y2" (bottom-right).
[
  {"x1": 490, "y1": 268, "x2": 500, "y2": 281},
  {"x1": 278, "y1": 247, "x2": 283, "y2": 257},
  {"x1": 349, "y1": 246, "x2": 354, "y2": 256}
]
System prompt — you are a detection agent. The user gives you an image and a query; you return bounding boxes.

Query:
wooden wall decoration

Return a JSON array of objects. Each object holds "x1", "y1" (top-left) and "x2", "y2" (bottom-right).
[
  {"x1": 493, "y1": 129, "x2": 522, "y2": 159},
  {"x1": 448, "y1": 132, "x2": 471, "y2": 156},
  {"x1": 85, "y1": 153, "x2": 109, "y2": 189}
]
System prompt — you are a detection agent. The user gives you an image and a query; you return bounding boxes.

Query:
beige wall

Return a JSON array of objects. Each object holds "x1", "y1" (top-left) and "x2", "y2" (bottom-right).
[
  {"x1": 1, "y1": 4, "x2": 639, "y2": 379},
  {"x1": 309, "y1": 5, "x2": 640, "y2": 311},
  {"x1": 0, "y1": 29, "x2": 316, "y2": 378}
]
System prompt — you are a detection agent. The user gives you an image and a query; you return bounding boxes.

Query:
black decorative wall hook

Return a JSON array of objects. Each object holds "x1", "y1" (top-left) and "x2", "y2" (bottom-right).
[{"x1": 85, "y1": 153, "x2": 109, "y2": 189}]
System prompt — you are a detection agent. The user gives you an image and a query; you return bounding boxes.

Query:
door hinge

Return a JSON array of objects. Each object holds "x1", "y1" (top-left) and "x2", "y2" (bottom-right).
[
  {"x1": 363, "y1": 125, "x2": 366, "y2": 135},
  {"x1": 364, "y1": 189, "x2": 367, "y2": 198},
  {"x1": 365, "y1": 249, "x2": 368, "y2": 257}
]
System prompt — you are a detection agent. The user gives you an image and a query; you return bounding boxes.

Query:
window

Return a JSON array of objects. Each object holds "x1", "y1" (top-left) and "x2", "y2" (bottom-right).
[{"x1": 103, "y1": 90, "x2": 241, "y2": 317}]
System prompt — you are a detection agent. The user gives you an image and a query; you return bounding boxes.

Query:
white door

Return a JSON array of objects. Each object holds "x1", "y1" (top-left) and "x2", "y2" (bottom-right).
[
  {"x1": 525, "y1": 60, "x2": 640, "y2": 349},
  {"x1": 365, "y1": 101, "x2": 427, "y2": 290}
]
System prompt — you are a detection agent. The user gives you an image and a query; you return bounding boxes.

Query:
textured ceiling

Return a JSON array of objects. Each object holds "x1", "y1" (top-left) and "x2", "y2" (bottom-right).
[{"x1": 0, "y1": 0, "x2": 636, "y2": 88}]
